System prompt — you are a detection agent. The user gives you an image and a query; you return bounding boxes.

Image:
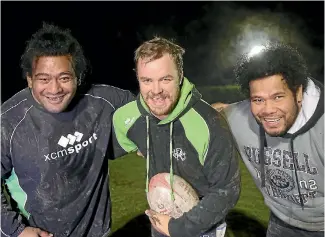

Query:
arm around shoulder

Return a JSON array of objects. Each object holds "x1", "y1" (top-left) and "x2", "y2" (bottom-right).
[{"x1": 112, "y1": 109, "x2": 138, "y2": 159}]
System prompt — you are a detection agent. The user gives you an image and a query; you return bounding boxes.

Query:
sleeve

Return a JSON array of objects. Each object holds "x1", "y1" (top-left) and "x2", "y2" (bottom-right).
[
  {"x1": 112, "y1": 111, "x2": 138, "y2": 159},
  {"x1": 1, "y1": 123, "x2": 26, "y2": 237},
  {"x1": 168, "y1": 113, "x2": 241, "y2": 237},
  {"x1": 108, "y1": 88, "x2": 135, "y2": 110},
  {"x1": 90, "y1": 85, "x2": 136, "y2": 111}
]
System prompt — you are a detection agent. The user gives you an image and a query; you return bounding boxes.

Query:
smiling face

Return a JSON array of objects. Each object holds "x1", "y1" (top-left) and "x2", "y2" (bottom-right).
[
  {"x1": 137, "y1": 53, "x2": 180, "y2": 120},
  {"x1": 249, "y1": 74, "x2": 303, "y2": 136},
  {"x1": 27, "y1": 56, "x2": 78, "y2": 113}
]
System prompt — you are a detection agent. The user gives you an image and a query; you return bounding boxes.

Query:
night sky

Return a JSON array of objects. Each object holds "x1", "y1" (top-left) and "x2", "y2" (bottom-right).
[{"x1": 1, "y1": 1, "x2": 324, "y2": 102}]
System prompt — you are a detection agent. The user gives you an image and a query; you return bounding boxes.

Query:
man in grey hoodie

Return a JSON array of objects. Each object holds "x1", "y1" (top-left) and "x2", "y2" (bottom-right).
[{"x1": 212, "y1": 43, "x2": 324, "y2": 237}]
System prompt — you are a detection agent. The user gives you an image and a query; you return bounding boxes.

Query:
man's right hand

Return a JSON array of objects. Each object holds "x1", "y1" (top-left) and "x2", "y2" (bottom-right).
[
  {"x1": 211, "y1": 102, "x2": 229, "y2": 112},
  {"x1": 137, "y1": 150, "x2": 144, "y2": 157},
  {"x1": 18, "y1": 227, "x2": 53, "y2": 237}
]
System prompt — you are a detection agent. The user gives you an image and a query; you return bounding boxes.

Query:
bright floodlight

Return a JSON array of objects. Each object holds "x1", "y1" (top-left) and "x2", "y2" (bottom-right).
[{"x1": 248, "y1": 45, "x2": 266, "y2": 57}]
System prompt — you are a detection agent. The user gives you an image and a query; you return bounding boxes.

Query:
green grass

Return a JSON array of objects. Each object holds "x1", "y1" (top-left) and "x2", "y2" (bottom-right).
[{"x1": 109, "y1": 152, "x2": 270, "y2": 237}]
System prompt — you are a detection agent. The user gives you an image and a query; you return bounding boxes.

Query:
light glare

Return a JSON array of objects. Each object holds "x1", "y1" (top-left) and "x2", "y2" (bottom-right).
[{"x1": 248, "y1": 45, "x2": 266, "y2": 57}]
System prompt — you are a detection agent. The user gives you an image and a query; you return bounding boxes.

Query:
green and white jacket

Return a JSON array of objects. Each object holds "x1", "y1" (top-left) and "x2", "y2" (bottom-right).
[{"x1": 112, "y1": 78, "x2": 240, "y2": 237}]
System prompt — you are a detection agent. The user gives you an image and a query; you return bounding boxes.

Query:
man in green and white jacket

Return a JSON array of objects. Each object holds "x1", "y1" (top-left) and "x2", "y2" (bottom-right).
[{"x1": 113, "y1": 37, "x2": 240, "y2": 237}]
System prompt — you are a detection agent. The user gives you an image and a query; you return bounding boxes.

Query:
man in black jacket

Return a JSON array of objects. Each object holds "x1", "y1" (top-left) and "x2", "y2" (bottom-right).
[{"x1": 1, "y1": 23, "x2": 134, "y2": 237}]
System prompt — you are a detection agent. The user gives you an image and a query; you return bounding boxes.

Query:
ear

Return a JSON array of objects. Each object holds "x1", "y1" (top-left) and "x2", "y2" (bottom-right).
[
  {"x1": 27, "y1": 74, "x2": 33, "y2": 88},
  {"x1": 179, "y1": 73, "x2": 183, "y2": 85},
  {"x1": 296, "y1": 85, "x2": 303, "y2": 104}
]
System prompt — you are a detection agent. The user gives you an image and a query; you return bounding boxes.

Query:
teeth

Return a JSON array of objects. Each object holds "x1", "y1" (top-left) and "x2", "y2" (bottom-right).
[
  {"x1": 47, "y1": 96, "x2": 63, "y2": 101},
  {"x1": 265, "y1": 118, "x2": 280, "y2": 122},
  {"x1": 152, "y1": 98, "x2": 165, "y2": 102}
]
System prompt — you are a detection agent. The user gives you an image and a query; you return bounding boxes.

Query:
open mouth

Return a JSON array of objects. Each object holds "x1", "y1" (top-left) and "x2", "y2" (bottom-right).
[
  {"x1": 264, "y1": 118, "x2": 280, "y2": 122},
  {"x1": 46, "y1": 95, "x2": 65, "y2": 104},
  {"x1": 149, "y1": 97, "x2": 167, "y2": 106},
  {"x1": 263, "y1": 117, "x2": 281, "y2": 126}
]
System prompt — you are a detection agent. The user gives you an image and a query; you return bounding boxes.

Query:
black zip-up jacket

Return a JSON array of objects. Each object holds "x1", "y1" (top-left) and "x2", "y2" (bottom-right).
[
  {"x1": 1, "y1": 84, "x2": 134, "y2": 237},
  {"x1": 113, "y1": 78, "x2": 241, "y2": 237}
]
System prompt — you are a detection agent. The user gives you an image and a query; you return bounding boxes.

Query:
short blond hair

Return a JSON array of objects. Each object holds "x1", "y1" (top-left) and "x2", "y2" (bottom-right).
[{"x1": 134, "y1": 37, "x2": 185, "y2": 80}]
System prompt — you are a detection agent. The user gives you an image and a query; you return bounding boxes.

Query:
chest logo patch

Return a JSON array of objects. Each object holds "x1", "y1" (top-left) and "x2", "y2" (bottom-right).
[{"x1": 173, "y1": 148, "x2": 186, "y2": 161}]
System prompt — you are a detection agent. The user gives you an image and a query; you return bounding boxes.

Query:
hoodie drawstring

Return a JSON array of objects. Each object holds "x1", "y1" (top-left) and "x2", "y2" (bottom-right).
[
  {"x1": 145, "y1": 116, "x2": 150, "y2": 193},
  {"x1": 259, "y1": 126, "x2": 266, "y2": 187},
  {"x1": 145, "y1": 116, "x2": 175, "y2": 201},
  {"x1": 259, "y1": 125, "x2": 304, "y2": 209},
  {"x1": 169, "y1": 122, "x2": 175, "y2": 201},
  {"x1": 290, "y1": 138, "x2": 304, "y2": 209}
]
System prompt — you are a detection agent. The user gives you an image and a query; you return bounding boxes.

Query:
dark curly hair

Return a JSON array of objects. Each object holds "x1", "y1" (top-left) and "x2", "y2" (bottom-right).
[
  {"x1": 234, "y1": 43, "x2": 309, "y2": 96},
  {"x1": 20, "y1": 22, "x2": 88, "y2": 85}
]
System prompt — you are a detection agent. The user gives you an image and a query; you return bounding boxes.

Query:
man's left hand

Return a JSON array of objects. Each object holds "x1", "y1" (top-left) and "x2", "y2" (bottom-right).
[{"x1": 145, "y1": 209, "x2": 171, "y2": 236}]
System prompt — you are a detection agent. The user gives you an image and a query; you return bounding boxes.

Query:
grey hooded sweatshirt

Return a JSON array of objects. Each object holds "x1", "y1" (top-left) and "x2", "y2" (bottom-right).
[{"x1": 222, "y1": 78, "x2": 324, "y2": 231}]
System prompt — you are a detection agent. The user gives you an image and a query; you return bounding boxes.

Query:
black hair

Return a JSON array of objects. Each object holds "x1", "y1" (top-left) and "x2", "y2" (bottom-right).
[
  {"x1": 234, "y1": 43, "x2": 309, "y2": 96},
  {"x1": 20, "y1": 22, "x2": 88, "y2": 85}
]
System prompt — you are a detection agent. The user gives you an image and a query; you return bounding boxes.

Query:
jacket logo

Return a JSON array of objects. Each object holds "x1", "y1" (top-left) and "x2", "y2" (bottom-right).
[
  {"x1": 266, "y1": 169, "x2": 295, "y2": 193},
  {"x1": 173, "y1": 148, "x2": 186, "y2": 161},
  {"x1": 124, "y1": 117, "x2": 135, "y2": 127},
  {"x1": 44, "y1": 132, "x2": 98, "y2": 161},
  {"x1": 58, "y1": 131, "x2": 83, "y2": 148}
]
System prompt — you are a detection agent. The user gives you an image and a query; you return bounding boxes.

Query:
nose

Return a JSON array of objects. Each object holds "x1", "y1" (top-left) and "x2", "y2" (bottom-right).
[
  {"x1": 262, "y1": 100, "x2": 277, "y2": 114},
  {"x1": 48, "y1": 79, "x2": 63, "y2": 94},
  {"x1": 151, "y1": 81, "x2": 163, "y2": 94}
]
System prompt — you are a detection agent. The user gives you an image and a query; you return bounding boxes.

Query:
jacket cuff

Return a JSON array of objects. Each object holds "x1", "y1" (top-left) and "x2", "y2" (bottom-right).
[
  {"x1": 168, "y1": 218, "x2": 185, "y2": 237},
  {"x1": 11, "y1": 223, "x2": 26, "y2": 237}
]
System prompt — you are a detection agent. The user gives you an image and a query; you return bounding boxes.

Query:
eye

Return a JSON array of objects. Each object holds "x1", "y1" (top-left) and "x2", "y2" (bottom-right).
[
  {"x1": 274, "y1": 95, "x2": 284, "y2": 101},
  {"x1": 38, "y1": 78, "x2": 49, "y2": 83},
  {"x1": 60, "y1": 76, "x2": 72, "y2": 82},
  {"x1": 141, "y1": 79, "x2": 151, "y2": 84},
  {"x1": 252, "y1": 98, "x2": 264, "y2": 104},
  {"x1": 160, "y1": 78, "x2": 172, "y2": 84}
]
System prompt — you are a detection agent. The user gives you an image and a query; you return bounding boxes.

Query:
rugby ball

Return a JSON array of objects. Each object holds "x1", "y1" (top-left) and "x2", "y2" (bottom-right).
[{"x1": 147, "y1": 173, "x2": 199, "y2": 219}]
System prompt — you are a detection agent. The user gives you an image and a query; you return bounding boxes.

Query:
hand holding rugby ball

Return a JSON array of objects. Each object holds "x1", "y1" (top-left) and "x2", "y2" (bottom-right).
[{"x1": 147, "y1": 173, "x2": 199, "y2": 219}]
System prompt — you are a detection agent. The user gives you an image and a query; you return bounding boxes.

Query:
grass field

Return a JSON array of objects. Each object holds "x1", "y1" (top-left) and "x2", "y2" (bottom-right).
[{"x1": 108, "y1": 152, "x2": 270, "y2": 237}]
